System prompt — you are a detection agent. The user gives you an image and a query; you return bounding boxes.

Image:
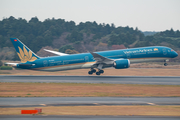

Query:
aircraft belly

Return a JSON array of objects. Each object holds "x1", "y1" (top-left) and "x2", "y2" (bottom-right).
[
  {"x1": 81, "y1": 62, "x2": 95, "y2": 68},
  {"x1": 35, "y1": 58, "x2": 169, "y2": 71},
  {"x1": 39, "y1": 65, "x2": 83, "y2": 71},
  {"x1": 130, "y1": 57, "x2": 168, "y2": 63},
  {"x1": 37, "y1": 62, "x2": 95, "y2": 71}
]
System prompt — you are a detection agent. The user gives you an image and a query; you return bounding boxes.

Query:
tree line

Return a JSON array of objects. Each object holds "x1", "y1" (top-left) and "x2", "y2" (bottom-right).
[{"x1": 0, "y1": 16, "x2": 180, "y2": 61}]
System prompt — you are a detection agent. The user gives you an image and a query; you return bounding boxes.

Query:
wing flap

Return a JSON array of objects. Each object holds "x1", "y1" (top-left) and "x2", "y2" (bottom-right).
[
  {"x1": 90, "y1": 52, "x2": 114, "y2": 64},
  {"x1": 90, "y1": 52, "x2": 114, "y2": 70}
]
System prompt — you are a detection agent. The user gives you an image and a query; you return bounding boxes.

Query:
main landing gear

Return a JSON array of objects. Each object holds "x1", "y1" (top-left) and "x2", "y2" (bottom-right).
[
  {"x1": 96, "y1": 70, "x2": 104, "y2": 75},
  {"x1": 88, "y1": 69, "x2": 104, "y2": 75},
  {"x1": 88, "y1": 68, "x2": 96, "y2": 75}
]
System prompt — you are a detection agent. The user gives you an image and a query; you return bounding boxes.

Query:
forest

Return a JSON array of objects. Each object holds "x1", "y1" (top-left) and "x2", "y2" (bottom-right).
[{"x1": 0, "y1": 16, "x2": 180, "y2": 61}]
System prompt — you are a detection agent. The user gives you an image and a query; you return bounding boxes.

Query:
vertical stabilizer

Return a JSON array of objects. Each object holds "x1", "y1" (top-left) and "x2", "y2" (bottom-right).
[{"x1": 10, "y1": 38, "x2": 40, "y2": 63}]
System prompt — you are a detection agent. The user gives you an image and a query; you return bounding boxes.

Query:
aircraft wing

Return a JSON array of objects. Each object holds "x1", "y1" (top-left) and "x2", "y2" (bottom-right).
[
  {"x1": 90, "y1": 52, "x2": 114, "y2": 69},
  {"x1": 44, "y1": 49, "x2": 69, "y2": 56}
]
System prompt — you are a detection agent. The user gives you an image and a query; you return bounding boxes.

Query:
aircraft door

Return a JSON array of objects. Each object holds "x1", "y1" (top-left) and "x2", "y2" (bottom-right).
[
  {"x1": 126, "y1": 53, "x2": 131, "y2": 58},
  {"x1": 167, "y1": 49, "x2": 171, "y2": 56},
  {"x1": 85, "y1": 56, "x2": 89, "y2": 62},
  {"x1": 63, "y1": 61, "x2": 69, "y2": 65},
  {"x1": 162, "y1": 48, "x2": 167, "y2": 55},
  {"x1": 43, "y1": 60, "x2": 48, "y2": 67}
]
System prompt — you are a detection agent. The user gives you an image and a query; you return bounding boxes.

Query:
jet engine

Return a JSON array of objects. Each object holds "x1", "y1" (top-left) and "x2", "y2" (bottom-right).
[{"x1": 113, "y1": 59, "x2": 130, "y2": 69}]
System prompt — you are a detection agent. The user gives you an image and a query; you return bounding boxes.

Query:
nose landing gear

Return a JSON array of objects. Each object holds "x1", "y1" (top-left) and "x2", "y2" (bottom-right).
[
  {"x1": 164, "y1": 63, "x2": 168, "y2": 66},
  {"x1": 164, "y1": 60, "x2": 168, "y2": 66}
]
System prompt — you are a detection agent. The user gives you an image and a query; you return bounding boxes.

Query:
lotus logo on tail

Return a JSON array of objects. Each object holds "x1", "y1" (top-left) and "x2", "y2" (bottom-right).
[{"x1": 17, "y1": 46, "x2": 37, "y2": 63}]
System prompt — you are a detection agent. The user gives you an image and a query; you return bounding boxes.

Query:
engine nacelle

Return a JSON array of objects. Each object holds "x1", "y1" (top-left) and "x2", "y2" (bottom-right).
[{"x1": 114, "y1": 59, "x2": 130, "y2": 69}]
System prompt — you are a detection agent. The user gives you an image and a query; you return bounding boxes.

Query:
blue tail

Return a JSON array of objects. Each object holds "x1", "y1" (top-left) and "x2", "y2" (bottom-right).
[{"x1": 10, "y1": 38, "x2": 40, "y2": 63}]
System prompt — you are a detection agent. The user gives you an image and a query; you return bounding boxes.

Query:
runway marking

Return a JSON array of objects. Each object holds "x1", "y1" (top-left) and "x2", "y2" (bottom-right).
[
  {"x1": 93, "y1": 103, "x2": 99, "y2": 105},
  {"x1": 148, "y1": 103, "x2": 156, "y2": 105},
  {"x1": 1, "y1": 75, "x2": 180, "y2": 85},
  {"x1": 40, "y1": 104, "x2": 46, "y2": 106}
]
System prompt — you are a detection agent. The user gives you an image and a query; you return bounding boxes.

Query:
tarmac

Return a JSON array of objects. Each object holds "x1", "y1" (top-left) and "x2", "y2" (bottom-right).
[
  {"x1": 0, "y1": 115, "x2": 180, "y2": 120},
  {"x1": 0, "y1": 97, "x2": 180, "y2": 108},
  {"x1": 0, "y1": 75, "x2": 180, "y2": 85},
  {"x1": 1, "y1": 75, "x2": 180, "y2": 119}
]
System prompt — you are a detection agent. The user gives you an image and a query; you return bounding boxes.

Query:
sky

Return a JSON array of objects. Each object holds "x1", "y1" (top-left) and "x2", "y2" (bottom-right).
[{"x1": 0, "y1": 0, "x2": 180, "y2": 31}]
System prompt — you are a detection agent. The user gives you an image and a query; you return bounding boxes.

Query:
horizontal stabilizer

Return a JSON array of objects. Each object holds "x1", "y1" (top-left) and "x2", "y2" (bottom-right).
[
  {"x1": 5, "y1": 63, "x2": 18, "y2": 67},
  {"x1": 44, "y1": 49, "x2": 69, "y2": 56}
]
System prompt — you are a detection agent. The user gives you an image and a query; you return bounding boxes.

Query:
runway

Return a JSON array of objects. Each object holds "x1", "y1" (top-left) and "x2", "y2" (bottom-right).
[
  {"x1": 0, "y1": 75, "x2": 180, "y2": 85},
  {"x1": 0, "y1": 97, "x2": 180, "y2": 108},
  {"x1": 1, "y1": 76, "x2": 180, "y2": 119},
  {"x1": 1, "y1": 97, "x2": 180, "y2": 119},
  {"x1": 0, "y1": 115, "x2": 179, "y2": 120}
]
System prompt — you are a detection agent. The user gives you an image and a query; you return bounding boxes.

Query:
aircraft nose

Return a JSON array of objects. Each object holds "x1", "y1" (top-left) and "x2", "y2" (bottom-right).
[{"x1": 172, "y1": 51, "x2": 178, "y2": 58}]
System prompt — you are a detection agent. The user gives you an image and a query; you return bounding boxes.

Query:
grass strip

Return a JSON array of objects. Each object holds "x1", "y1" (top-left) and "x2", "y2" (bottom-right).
[
  {"x1": 0, "y1": 82, "x2": 180, "y2": 97},
  {"x1": 0, "y1": 106, "x2": 180, "y2": 116}
]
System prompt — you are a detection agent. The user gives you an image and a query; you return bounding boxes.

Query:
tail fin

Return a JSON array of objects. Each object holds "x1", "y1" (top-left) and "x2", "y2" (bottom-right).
[{"x1": 10, "y1": 38, "x2": 40, "y2": 63}]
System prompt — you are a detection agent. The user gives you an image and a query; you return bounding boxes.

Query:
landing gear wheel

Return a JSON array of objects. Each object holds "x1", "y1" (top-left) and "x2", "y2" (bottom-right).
[
  {"x1": 164, "y1": 63, "x2": 168, "y2": 66},
  {"x1": 99, "y1": 70, "x2": 104, "y2": 74},
  {"x1": 88, "y1": 71, "x2": 93, "y2": 75},
  {"x1": 96, "y1": 72, "x2": 101, "y2": 75},
  {"x1": 91, "y1": 69, "x2": 96, "y2": 73},
  {"x1": 88, "y1": 69, "x2": 96, "y2": 75}
]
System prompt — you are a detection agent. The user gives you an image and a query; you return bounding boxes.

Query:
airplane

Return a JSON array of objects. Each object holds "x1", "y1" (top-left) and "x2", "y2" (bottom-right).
[{"x1": 6, "y1": 38, "x2": 178, "y2": 75}]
